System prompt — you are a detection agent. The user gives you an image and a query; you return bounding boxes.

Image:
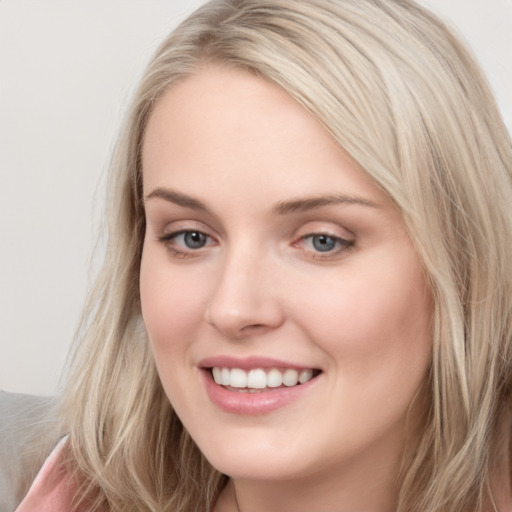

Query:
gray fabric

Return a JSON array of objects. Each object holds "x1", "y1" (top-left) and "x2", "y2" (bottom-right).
[{"x1": 0, "y1": 391, "x2": 57, "y2": 512}]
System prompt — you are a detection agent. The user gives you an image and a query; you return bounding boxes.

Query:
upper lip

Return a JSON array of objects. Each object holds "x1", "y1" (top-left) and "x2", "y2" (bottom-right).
[{"x1": 198, "y1": 355, "x2": 319, "y2": 371}]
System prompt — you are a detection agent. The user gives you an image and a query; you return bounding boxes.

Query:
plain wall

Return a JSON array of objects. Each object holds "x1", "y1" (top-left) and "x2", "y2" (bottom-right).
[{"x1": 1, "y1": 0, "x2": 511, "y2": 397}]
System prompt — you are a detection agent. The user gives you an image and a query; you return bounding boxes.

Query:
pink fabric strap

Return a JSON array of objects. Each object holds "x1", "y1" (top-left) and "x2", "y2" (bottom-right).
[{"x1": 15, "y1": 437, "x2": 76, "y2": 512}]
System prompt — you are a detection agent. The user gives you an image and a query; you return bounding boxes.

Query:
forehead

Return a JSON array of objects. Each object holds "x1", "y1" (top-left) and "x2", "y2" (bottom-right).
[
  {"x1": 142, "y1": 65, "x2": 328, "y2": 167},
  {"x1": 141, "y1": 65, "x2": 388, "y2": 208}
]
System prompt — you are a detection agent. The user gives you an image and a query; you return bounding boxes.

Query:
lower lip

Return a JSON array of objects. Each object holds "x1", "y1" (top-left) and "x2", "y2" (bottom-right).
[{"x1": 201, "y1": 370, "x2": 320, "y2": 415}]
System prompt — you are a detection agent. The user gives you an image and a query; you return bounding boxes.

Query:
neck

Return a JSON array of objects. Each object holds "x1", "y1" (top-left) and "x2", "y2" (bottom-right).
[{"x1": 232, "y1": 471, "x2": 398, "y2": 512}]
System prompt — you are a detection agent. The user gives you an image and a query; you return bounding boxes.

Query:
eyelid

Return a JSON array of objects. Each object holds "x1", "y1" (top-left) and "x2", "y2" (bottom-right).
[
  {"x1": 296, "y1": 232, "x2": 353, "y2": 252},
  {"x1": 159, "y1": 229, "x2": 213, "y2": 242},
  {"x1": 293, "y1": 222, "x2": 354, "y2": 243},
  {"x1": 158, "y1": 226, "x2": 217, "y2": 258},
  {"x1": 157, "y1": 217, "x2": 217, "y2": 241},
  {"x1": 292, "y1": 223, "x2": 355, "y2": 260}
]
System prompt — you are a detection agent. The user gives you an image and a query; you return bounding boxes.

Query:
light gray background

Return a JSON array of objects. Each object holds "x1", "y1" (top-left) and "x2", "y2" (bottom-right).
[{"x1": 1, "y1": 0, "x2": 511, "y2": 397}]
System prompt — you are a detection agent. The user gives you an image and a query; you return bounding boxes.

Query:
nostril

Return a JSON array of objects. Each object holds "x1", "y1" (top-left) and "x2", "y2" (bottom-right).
[{"x1": 240, "y1": 323, "x2": 266, "y2": 332}]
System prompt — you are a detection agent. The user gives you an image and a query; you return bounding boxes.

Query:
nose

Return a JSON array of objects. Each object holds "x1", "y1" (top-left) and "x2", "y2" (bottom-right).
[{"x1": 205, "y1": 247, "x2": 285, "y2": 339}]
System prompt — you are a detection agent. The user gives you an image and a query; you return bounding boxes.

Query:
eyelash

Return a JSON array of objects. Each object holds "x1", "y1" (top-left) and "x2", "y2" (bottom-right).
[
  {"x1": 158, "y1": 230, "x2": 215, "y2": 259},
  {"x1": 297, "y1": 233, "x2": 354, "y2": 260},
  {"x1": 158, "y1": 230, "x2": 354, "y2": 260}
]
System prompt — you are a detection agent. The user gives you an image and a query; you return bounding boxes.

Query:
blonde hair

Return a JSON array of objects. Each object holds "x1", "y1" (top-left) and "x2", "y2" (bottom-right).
[{"x1": 54, "y1": 1, "x2": 512, "y2": 511}]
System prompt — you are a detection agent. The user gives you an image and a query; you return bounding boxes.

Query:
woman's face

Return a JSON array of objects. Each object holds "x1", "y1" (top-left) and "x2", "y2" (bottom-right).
[{"x1": 140, "y1": 66, "x2": 432, "y2": 487}]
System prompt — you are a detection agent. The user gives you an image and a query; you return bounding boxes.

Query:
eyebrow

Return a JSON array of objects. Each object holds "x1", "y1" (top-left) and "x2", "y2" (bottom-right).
[
  {"x1": 144, "y1": 187, "x2": 381, "y2": 214},
  {"x1": 273, "y1": 194, "x2": 381, "y2": 214},
  {"x1": 145, "y1": 187, "x2": 212, "y2": 213}
]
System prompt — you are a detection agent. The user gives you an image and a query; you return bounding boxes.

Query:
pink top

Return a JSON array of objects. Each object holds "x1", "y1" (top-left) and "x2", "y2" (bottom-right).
[
  {"x1": 16, "y1": 441, "x2": 512, "y2": 512},
  {"x1": 15, "y1": 437, "x2": 76, "y2": 512}
]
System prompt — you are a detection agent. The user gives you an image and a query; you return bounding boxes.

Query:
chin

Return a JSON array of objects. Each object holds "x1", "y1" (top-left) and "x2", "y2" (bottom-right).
[
  {"x1": 192, "y1": 428, "x2": 320, "y2": 482},
  {"x1": 208, "y1": 454, "x2": 302, "y2": 481}
]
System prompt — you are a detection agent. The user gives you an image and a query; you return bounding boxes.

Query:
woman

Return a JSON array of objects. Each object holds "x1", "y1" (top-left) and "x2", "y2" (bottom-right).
[{"x1": 14, "y1": 0, "x2": 512, "y2": 511}]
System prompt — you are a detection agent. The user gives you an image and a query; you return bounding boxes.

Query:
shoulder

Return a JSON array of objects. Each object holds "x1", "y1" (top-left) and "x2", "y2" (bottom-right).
[
  {"x1": 0, "y1": 391, "x2": 61, "y2": 512},
  {"x1": 14, "y1": 436, "x2": 76, "y2": 512}
]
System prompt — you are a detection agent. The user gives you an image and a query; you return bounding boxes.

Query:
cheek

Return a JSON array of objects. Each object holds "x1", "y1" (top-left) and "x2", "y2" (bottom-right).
[
  {"x1": 139, "y1": 249, "x2": 209, "y2": 416},
  {"x1": 295, "y1": 249, "x2": 432, "y2": 382},
  {"x1": 139, "y1": 249, "x2": 204, "y2": 357}
]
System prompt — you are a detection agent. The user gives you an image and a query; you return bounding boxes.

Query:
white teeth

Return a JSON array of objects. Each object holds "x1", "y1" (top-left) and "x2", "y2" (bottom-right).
[
  {"x1": 299, "y1": 369, "x2": 313, "y2": 384},
  {"x1": 283, "y1": 369, "x2": 299, "y2": 387},
  {"x1": 230, "y1": 368, "x2": 247, "y2": 388},
  {"x1": 212, "y1": 367, "x2": 222, "y2": 384},
  {"x1": 221, "y1": 367, "x2": 230, "y2": 386},
  {"x1": 247, "y1": 369, "x2": 267, "y2": 389},
  {"x1": 211, "y1": 366, "x2": 316, "y2": 389},
  {"x1": 267, "y1": 368, "x2": 283, "y2": 388}
]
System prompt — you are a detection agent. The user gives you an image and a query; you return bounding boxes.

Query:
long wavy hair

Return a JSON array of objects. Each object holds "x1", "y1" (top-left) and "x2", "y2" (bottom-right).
[{"x1": 42, "y1": 0, "x2": 512, "y2": 510}]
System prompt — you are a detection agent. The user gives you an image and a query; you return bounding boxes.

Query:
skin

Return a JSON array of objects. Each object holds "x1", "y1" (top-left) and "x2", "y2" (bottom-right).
[{"x1": 140, "y1": 65, "x2": 433, "y2": 512}]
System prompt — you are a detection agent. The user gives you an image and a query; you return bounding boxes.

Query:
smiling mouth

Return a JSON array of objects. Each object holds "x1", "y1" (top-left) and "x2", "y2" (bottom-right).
[{"x1": 210, "y1": 367, "x2": 322, "y2": 392}]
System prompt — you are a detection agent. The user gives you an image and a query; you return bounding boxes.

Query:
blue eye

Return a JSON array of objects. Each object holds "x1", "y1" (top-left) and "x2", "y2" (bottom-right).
[
  {"x1": 181, "y1": 231, "x2": 208, "y2": 249},
  {"x1": 310, "y1": 234, "x2": 338, "y2": 252},
  {"x1": 159, "y1": 229, "x2": 212, "y2": 256},
  {"x1": 299, "y1": 233, "x2": 354, "y2": 258}
]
